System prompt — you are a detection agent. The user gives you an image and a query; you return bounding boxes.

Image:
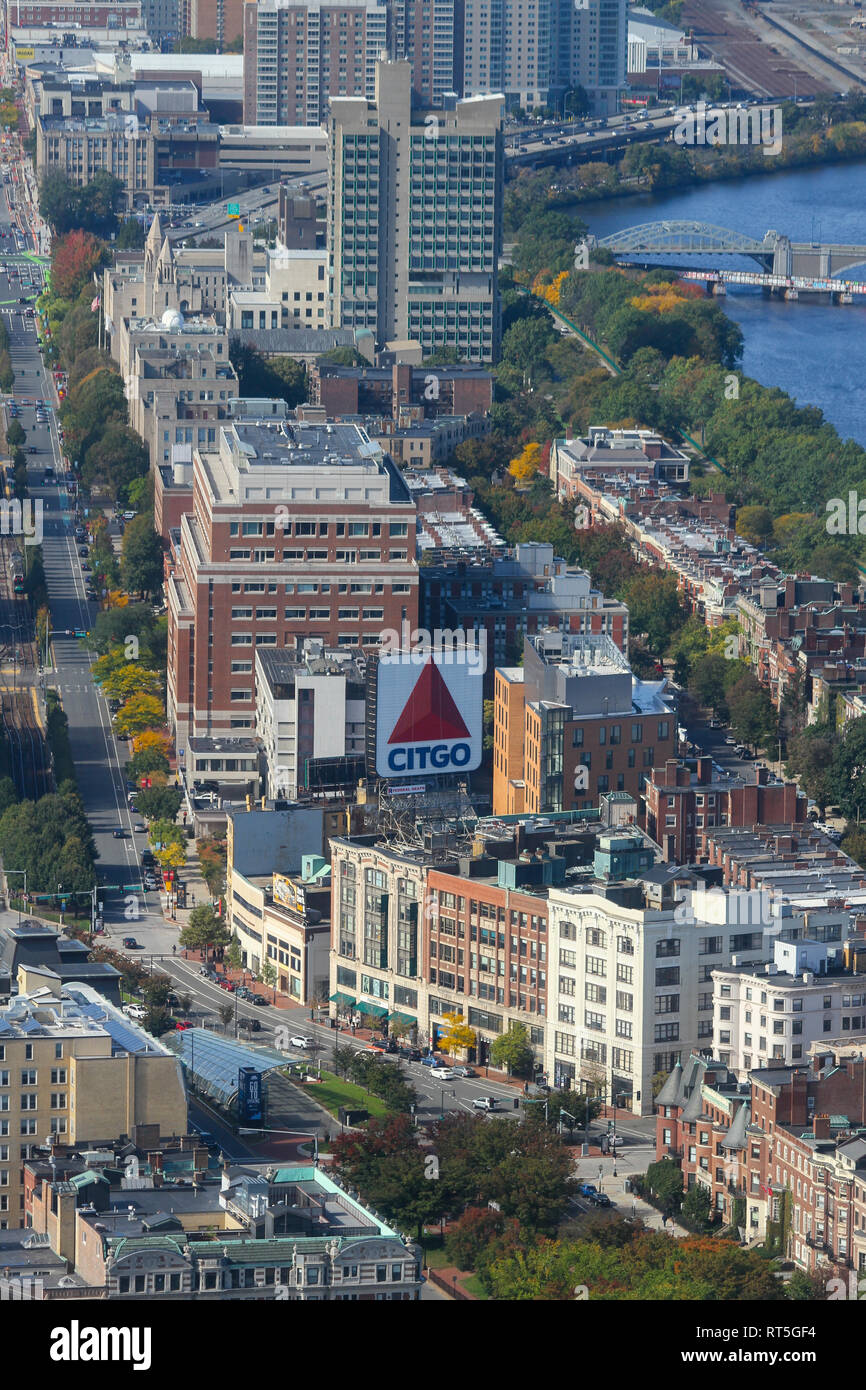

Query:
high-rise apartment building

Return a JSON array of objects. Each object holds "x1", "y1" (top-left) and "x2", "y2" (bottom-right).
[
  {"x1": 461, "y1": 0, "x2": 626, "y2": 114},
  {"x1": 180, "y1": 0, "x2": 244, "y2": 47},
  {"x1": 328, "y1": 59, "x2": 503, "y2": 362},
  {"x1": 389, "y1": 0, "x2": 464, "y2": 107},
  {"x1": 243, "y1": 0, "x2": 389, "y2": 126}
]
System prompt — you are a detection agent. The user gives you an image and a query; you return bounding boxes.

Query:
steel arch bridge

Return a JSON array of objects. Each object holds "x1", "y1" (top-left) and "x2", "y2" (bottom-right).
[{"x1": 594, "y1": 220, "x2": 776, "y2": 269}]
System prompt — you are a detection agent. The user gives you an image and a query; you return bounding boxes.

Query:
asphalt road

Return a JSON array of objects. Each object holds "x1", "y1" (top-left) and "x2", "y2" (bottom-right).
[{"x1": 0, "y1": 179, "x2": 176, "y2": 943}]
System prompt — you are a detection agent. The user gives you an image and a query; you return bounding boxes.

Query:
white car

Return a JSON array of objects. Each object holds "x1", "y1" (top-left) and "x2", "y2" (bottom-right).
[
  {"x1": 123, "y1": 1003, "x2": 146, "y2": 1020},
  {"x1": 472, "y1": 1096, "x2": 498, "y2": 1111},
  {"x1": 289, "y1": 1035, "x2": 313, "y2": 1049},
  {"x1": 430, "y1": 1065, "x2": 455, "y2": 1079}
]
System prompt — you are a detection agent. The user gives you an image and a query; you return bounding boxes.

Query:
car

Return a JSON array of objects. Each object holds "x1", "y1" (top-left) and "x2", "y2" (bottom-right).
[
  {"x1": 122, "y1": 937, "x2": 141, "y2": 949},
  {"x1": 81, "y1": 563, "x2": 91, "y2": 573},
  {"x1": 141, "y1": 853, "x2": 155, "y2": 866},
  {"x1": 122, "y1": 1003, "x2": 146, "y2": 1020},
  {"x1": 452, "y1": 1066, "x2": 477, "y2": 1078},
  {"x1": 289, "y1": 1035, "x2": 313, "y2": 1048},
  {"x1": 112, "y1": 828, "x2": 127, "y2": 838},
  {"x1": 86, "y1": 588, "x2": 98, "y2": 601},
  {"x1": 174, "y1": 1020, "x2": 191, "y2": 1031},
  {"x1": 234, "y1": 986, "x2": 252, "y2": 1000},
  {"x1": 365, "y1": 1041, "x2": 386, "y2": 1054},
  {"x1": 591, "y1": 1192, "x2": 613, "y2": 1208},
  {"x1": 472, "y1": 1096, "x2": 498, "y2": 1111},
  {"x1": 133, "y1": 822, "x2": 146, "y2": 833},
  {"x1": 239, "y1": 1017, "x2": 262, "y2": 1032},
  {"x1": 191, "y1": 1128, "x2": 218, "y2": 1150},
  {"x1": 398, "y1": 1046, "x2": 422, "y2": 1062},
  {"x1": 248, "y1": 993, "x2": 268, "y2": 1006},
  {"x1": 78, "y1": 546, "x2": 88, "y2": 557},
  {"x1": 430, "y1": 1065, "x2": 455, "y2": 1079},
  {"x1": 218, "y1": 979, "x2": 236, "y2": 992},
  {"x1": 122, "y1": 510, "x2": 136, "y2": 521},
  {"x1": 724, "y1": 735, "x2": 737, "y2": 745},
  {"x1": 579, "y1": 1183, "x2": 599, "y2": 1199},
  {"x1": 419, "y1": 1053, "x2": 444, "y2": 1067}
]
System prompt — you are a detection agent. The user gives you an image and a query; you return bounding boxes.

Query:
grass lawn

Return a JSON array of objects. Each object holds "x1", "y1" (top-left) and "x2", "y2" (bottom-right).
[
  {"x1": 291, "y1": 1069, "x2": 390, "y2": 1121},
  {"x1": 419, "y1": 1235, "x2": 449, "y2": 1269},
  {"x1": 462, "y1": 1274, "x2": 487, "y2": 1299}
]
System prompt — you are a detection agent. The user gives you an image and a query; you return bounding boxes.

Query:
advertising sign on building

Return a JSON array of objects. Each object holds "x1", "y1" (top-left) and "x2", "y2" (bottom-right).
[
  {"x1": 375, "y1": 652, "x2": 482, "y2": 778},
  {"x1": 273, "y1": 874, "x2": 303, "y2": 912},
  {"x1": 238, "y1": 1066, "x2": 262, "y2": 1124}
]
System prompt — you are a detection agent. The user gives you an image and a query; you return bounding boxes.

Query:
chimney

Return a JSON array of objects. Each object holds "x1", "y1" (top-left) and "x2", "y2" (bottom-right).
[
  {"x1": 697, "y1": 757, "x2": 712, "y2": 785},
  {"x1": 813, "y1": 1114, "x2": 831, "y2": 1140}
]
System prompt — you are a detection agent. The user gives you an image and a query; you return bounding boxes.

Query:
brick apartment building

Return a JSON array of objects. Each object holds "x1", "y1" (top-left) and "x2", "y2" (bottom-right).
[
  {"x1": 311, "y1": 362, "x2": 494, "y2": 421},
  {"x1": 165, "y1": 420, "x2": 418, "y2": 746},
  {"x1": 644, "y1": 759, "x2": 807, "y2": 863},
  {"x1": 655, "y1": 1047, "x2": 866, "y2": 1275},
  {"x1": 494, "y1": 631, "x2": 675, "y2": 816}
]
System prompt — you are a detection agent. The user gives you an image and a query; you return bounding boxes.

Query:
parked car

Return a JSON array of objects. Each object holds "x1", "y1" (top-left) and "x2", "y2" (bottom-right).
[
  {"x1": 579, "y1": 1183, "x2": 599, "y2": 1199},
  {"x1": 240, "y1": 1017, "x2": 262, "y2": 1032},
  {"x1": 452, "y1": 1066, "x2": 476, "y2": 1078},
  {"x1": 218, "y1": 979, "x2": 235, "y2": 992},
  {"x1": 133, "y1": 822, "x2": 146, "y2": 833},
  {"x1": 419, "y1": 1053, "x2": 444, "y2": 1067},
  {"x1": 248, "y1": 994, "x2": 268, "y2": 1006},
  {"x1": 122, "y1": 937, "x2": 141, "y2": 950},
  {"x1": 289, "y1": 1035, "x2": 313, "y2": 1048},
  {"x1": 431, "y1": 1066, "x2": 455, "y2": 1079},
  {"x1": 235, "y1": 986, "x2": 252, "y2": 1000},
  {"x1": 591, "y1": 1192, "x2": 613, "y2": 1208},
  {"x1": 472, "y1": 1096, "x2": 498, "y2": 1111},
  {"x1": 398, "y1": 1047, "x2": 422, "y2": 1062},
  {"x1": 122, "y1": 1003, "x2": 146, "y2": 1020},
  {"x1": 174, "y1": 1020, "x2": 191, "y2": 1031}
]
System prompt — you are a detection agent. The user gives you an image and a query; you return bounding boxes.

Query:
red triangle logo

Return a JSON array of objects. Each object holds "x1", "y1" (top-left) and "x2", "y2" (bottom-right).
[{"x1": 388, "y1": 657, "x2": 470, "y2": 744}]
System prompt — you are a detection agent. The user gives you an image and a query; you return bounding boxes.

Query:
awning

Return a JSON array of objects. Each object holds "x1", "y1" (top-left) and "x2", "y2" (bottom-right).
[
  {"x1": 357, "y1": 1000, "x2": 388, "y2": 1018},
  {"x1": 330, "y1": 992, "x2": 356, "y2": 1006},
  {"x1": 389, "y1": 1011, "x2": 417, "y2": 1027}
]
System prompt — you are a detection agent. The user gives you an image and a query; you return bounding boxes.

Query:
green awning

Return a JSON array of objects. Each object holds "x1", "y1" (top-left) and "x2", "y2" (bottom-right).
[
  {"x1": 389, "y1": 1011, "x2": 417, "y2": 1027},
  {"x1": 330, "y1": 992, "x2": 356, "y2": 1006},
  {"x1": 357, "y1": 1000, "x2": 388, "y2": 1018}
]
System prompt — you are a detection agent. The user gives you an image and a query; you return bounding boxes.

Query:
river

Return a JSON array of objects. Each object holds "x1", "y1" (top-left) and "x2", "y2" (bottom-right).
[{"x1": 576, "y1": 160, "x2": 866, "y2": 447}]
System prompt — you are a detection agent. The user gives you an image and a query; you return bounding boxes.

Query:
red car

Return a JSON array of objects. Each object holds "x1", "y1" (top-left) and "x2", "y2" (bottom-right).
[
  {"x1": 218, "y1": 979, "x2": 235, "y2": 992},
  {"x1": 174, "y1": 1020, "x2": 191, "y2": 1031}
]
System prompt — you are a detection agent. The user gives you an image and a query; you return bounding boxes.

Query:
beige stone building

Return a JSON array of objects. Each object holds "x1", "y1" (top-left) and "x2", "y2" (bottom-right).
[{"x1": 0, "y1": 985, "x2": 187, "y2": 1230}]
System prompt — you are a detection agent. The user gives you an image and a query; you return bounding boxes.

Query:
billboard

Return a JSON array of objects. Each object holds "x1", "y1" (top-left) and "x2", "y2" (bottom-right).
[
  {"x1": 238, "y1": 1066, "x2": 262, "y2": 1125},
  {"x1": 375, "y1": 652, "x2": 482, "y2": 778},
  {"x1": 273, "y1": 873, "x2": 303, "y2": 912}
]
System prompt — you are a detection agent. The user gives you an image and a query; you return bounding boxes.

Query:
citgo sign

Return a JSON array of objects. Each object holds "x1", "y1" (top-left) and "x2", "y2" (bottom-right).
[{"x1": 375, "y1": 651, "x2": 482, "y2": 778}]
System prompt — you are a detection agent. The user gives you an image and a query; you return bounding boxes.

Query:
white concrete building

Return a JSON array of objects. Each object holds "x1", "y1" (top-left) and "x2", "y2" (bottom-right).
[
  {"x1": 712, "y1": 938, "x2": 866, "y2": 1077},
  {"x1": 255, "y1": 644, "x2": 367, "y2": 802},
  {"x1": 545, "y1": 874, "x2": 773, "y2": 1115}
]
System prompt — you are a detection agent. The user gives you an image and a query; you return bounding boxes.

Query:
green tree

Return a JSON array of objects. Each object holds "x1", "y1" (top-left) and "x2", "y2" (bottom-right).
[
  {"x1": 121, "y1": 516, "x2": 164, "y2": 598},
  {"x1": 830, "y1": 717, "x2": 866, "y2": 823},
  {"x1": 688, "y1": 652, "x2": 732, "y2": 716},
  {"x1": 218, "y1": 1002, "x2": 235, "y2": 1032},
  {"x1": 727, "y1": 674, "x2": 777, "y2": 753},
  {"x1": 785, "y1": 728, "x2": 837, "y2": 814},
  {"x1": 543, "y1": 1089, "x2": 599, "y2": 1133},
  {"x1": 643, "y1": 1157, "x2": 684, "y2": 1216},
  {"x1": 489, "y1": 1022, "x2": 535, "y2": 1078},
  {"x1": 681, "y1": 1183, "x2": 712, "y2": 1231},
  {"x1": 261, "y1": 957, "x2": 278, "y2": 996},
  {"x1": 144, "y1": 1005, "x2": 174, "y2": 1037},
  {"x1": 179, "y1": 905, "x2": 229, "y2": 959},
  {"x1": 623, "y1": 571, "x2": 687, "y2": 655},
  {"x1": 226, "y1": 935, "x2": 243, "y2": 973}
]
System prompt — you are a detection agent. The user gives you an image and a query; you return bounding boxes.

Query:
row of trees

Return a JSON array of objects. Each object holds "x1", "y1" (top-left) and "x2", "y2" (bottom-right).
[
  {"x1": 0, "y1": 787, "x2": 96, "y2": 894},
  {"x1": 332, "y1": 1109, "x2": 574, "y2": 1241}
]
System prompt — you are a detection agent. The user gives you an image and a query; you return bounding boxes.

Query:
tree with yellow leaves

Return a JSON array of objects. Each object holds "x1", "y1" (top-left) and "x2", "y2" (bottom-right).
[
  {"x1": 132, "y1": 728, "x2": 172, "y2": 758},
  {"x1": 157, "y1": 842, "x2": 186, "y2": 872},
  {"x1": 115, "y1": 692, "x2": 165, "y2": 736},
  {"x1": 508, "y1": 441, "x2": 542, "y2": 487},
  {"x1": 438, "y1": 1011, "x2": 478, "y2": 1056}
]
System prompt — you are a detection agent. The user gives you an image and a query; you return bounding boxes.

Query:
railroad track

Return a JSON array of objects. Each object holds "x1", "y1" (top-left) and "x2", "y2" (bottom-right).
[
  {"x1": 0, "y1": 687, "x2": 48, "y2": 800},
  {"x1": 0, "y1": 537, "x2": 48, "y2": 798}
]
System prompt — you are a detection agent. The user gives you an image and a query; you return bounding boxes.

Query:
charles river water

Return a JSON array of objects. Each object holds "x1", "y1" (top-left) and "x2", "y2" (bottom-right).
[{"x1": 577, "y1": 159, "x2": 866, "y2": 446}]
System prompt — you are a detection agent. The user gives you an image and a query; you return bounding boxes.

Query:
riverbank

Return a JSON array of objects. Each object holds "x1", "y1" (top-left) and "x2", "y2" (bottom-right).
[{"x1": 506, "y1": 107, "x2": 866, "y2": 229}]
